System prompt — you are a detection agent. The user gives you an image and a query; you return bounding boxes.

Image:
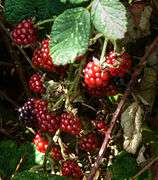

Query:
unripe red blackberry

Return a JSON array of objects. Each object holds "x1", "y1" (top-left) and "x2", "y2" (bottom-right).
[
  {"x1": 33, "y1": 132, "x2": 48, "y2": 153},
  {"x1": 18, "y1": 98, "x2": 36, "y2": 126},
  {"x1": 50, "y1": 145, "x2": 63, "y2": 161},
  {"x1": 32, "y1": 39, "x2": 56, "y2": 71},
  {"x1": 84, "y1": 61, "x2": 109, "y2": 88},
  {"x1": 29, "y1": 73, "x2": 46, "y2": 94},
  {"x1": 87, "y1": 83, "x2": 117, "y2": 97},
  {"x1": 106, "y1": 51, "x2": 132, "y2": 77},
  {"x1": 79, "y1": 133, "x2": 98, "y2": 152},
  {"x1": 11, "y1": 18, "x2": 37, "y2": 45},
  {"x1": 34, "y1": 99, "x2": 60, "y2": 134},
  {"x1": 61, "y1": 160, "x2": 82, "y2": 180},
  {"x1": 60, "y1": 113, "x2": 82, "y2": 136},
  {"x1": 96, "y1": 120, "x2": 106, "y2": 130}
]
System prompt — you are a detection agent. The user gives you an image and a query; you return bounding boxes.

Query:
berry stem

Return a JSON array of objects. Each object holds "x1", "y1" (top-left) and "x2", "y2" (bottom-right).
[
  {"x1": 87, "y1": 1, "x2": 94, "y2": 10},
  {"x1": 43, "y1": 135, "x2": 54, "y2": 172},
  {"x1": 35, "y1": 18, "x2": 55, "y2": 27},
  {"x1": 0, "y1": 21, "x2": 31, "y2": 97},
  {"x1": 58, "y1": 137, "x2": 68, "y2": 160},
  {"x1": 100, "y1": 38, "x2": 108, "y2": 65},
  {"x1": 52, "y1": 95, "x2": 65, "y2": 111},
  {"x1": 0, "y1": 90, "x2": 19, "y2": 108},
  {"x1": 89, "y1": 33, "x2": 103, "y2": 46},
  {"x1": 0, "y1": 20, "x2": 35, "y2": 70},
  {"x1": 87, "y1": 36, "x2": 158, "y2": 180},
  {"x1": 69, "y1": 59, "x2": 86, "y2": 94}
]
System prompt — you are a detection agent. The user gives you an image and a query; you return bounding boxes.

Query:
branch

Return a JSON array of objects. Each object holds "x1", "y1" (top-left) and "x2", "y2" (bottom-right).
[
  {"x1": 0, "y1": 20, "x2": 31, "y2": 97},
  {"x1": 0, "y1": 20, "x2": 35, "y2": 69},
  {"x1": 132, "y1": 156, "x2": 158, "y2": 179},
  {"x1": 87, "y1": 37, "x2": 158, "y2": 180},
  {"x1": 0, "y1": 90, "x2": 19, "y2": 108}
]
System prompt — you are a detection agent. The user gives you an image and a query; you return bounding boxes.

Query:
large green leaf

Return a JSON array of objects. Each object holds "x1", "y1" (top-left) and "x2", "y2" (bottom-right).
[
  {"x1": 0, "y1": 140, "x2": 35, "y2": 180},
  {"x1": 110, "y1": 151, "x2": 138, "y2": 180},
  {"x1": 4, "y1": 0, "x2": 66, "y2": 25},
  {"x1": 60, "y1": 0, "x2": 89, "y2": 4},
  {"x1": 91, "y1": 0, "x2": 127, "y2": 40},
  {"x1": 13, "y1": 171, "x2": 70, "y2": 180},
  {"x1": 49, "y1": 7, "x2": 91, "y2": 65},
  {"x1": 4, "y1": 0, "x2": 34, "y2": 25}
]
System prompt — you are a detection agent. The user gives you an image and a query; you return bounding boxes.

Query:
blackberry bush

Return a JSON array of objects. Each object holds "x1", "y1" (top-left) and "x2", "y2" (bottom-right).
[{"x1": 1, "y1": 0, "x2": 157, "y2": 179}]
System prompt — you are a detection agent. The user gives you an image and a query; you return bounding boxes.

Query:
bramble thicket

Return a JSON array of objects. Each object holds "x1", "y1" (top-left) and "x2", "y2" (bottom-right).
[{"x1": 0, "y1": 0, "x2": 158, "y2": 179}]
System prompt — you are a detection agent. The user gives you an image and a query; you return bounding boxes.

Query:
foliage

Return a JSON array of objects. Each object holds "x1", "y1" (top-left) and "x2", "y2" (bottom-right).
[
  {"x1": 0, "y1": 140, "x2": 35, "y2": 180},
  {"x1": 49, "y1": 7, "x2": 91, "y2": 65},
  {"x1": 1, "y1": 0, "x2": 158, "y2": 179},
  {"x1": 110, "y1": 151, "x2": 138, "y2": 180},
  {"x1": 12, "y1": 171, "x2": 70, "y2": 180}
]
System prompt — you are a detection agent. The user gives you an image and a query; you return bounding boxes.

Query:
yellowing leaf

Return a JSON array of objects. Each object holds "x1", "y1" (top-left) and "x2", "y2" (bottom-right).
[{"x1": 121, "y1": 102, "x2": 144, "y2": 154}]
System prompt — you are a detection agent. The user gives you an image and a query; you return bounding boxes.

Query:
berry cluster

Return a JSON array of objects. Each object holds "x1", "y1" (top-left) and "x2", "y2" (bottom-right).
[
  {"x1": 84, "y1": 61, "x2": 109, "y2": 88},
  {"x1": 32, "y1": 39, "x2": 56, "y2": 71},
  {"x1": 18, "y1": 98, "x2": 36, "y2": 126},
  {"x1": 11, "y1": 18, "x2": 37, "y2": 45},
  {"x1": 33, "y1": 132, "x2": 48, "y2": 153},
  {"x1": 50, "y1": 145, "x2": 63, "y2": 161},
  {"x1": 29, "y1": 73, "x2": 46, "y2": 94},
  {"x1": 61, "y1": 160, "x2": 82, "y2": 180},
  {"x1": 60, "y1": 113, "x2": 82, "y2": 136},
  {"x1": 13, "y1": 16, "x2": 133, "y2": 180},
  {"x1": 34, "y1": 99, "x2": 60, "y2": 134},
  {"x1": 79, "y1": 133, "x2": 98, "y2": 152},
  {"x1": 84, "y1": 51, "x2": 132, "y2": 97},
  {"x1": 106, "y1": 51, "x2": 132, "y2": 77},
  {"x1": 87, "y1": 83, "x2": 117, "y2": 97}
]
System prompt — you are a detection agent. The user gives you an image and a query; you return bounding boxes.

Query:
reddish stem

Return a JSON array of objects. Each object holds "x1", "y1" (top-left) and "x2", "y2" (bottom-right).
[{"x1": 88, "y1": 37, "x2": 158, "y2": 180}]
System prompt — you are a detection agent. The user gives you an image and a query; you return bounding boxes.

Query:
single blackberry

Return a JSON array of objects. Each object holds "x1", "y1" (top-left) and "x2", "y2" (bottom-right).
[
  {"x1": 60, "y1": 113, "x2": 82, "y2": 136},
  {"x1": 84, "y1": 61, "x2": 109, "y2": 88},
  {"x1": 18, "y1": 98, "x2": 36, "y2": 127},
  {"x1": 50, "y1": 145, "x2": 63, "y2": 161},
  {"x1": 61, "y1": 160, "x2": 82, "y2": 180},
  {"x1": 11, "y1": 18, "x2": 37, "y2": 45},
  {"x1": 33, "y1": 132, "x2": 48, "y2": 153},
  {"x1": 79, "y1": 133, "x2": 98, "y2": 152},
  {"x1": 34, "y1": 99, "x2": 60, "y2": 134},
  {"x1": 29, "y1": 73, "x2": 46, "y2": 94}
]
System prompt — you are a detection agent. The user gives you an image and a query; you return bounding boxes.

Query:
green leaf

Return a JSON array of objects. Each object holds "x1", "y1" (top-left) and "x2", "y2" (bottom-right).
[
  {"x1": 60, "y1": 0, "x2": 89, "y2": 4},
  {"x1": 0, "y1": 140, "x2": 36, "y2": 180},
  {"x1": 91, "y1": 0, "x2": 127, "y2": 40},
  {"x1": 110, "y1": 151, "x2": 138, "y2": 180},
  {"x1": 4, "y1": 0, "x2": 66, "y2": 25},
  {"x1": 4, "y1": 0, "x2": 34, "y2": 25},
  {"x1": 49, "y1": 7, "x2": 91, "y2": 65},
  {"x1": 13, "y1": 171, "x2": 70, "y2": 180}
]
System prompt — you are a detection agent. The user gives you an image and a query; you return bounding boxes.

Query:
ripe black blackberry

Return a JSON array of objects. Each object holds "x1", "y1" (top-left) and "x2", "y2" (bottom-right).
[{"x1": 18, "y1": 98, "x2": 36, "y2": 127}]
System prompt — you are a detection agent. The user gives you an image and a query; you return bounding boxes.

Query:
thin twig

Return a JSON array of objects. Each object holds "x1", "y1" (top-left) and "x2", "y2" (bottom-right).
[
  {"x1": 87, "y1": 37, "x2": 158, "y2": 180},
  {"x1": 132, "y1": 156, "x2": 158, "y2": 179},
  {"x1": 0, "y1": 90, "x2": 19, "y2": 108},
  {"x1": 11, "y1": 156, "x2": 25, "y2": 179},
  {"x1": 43, "y1": 135, "x2": 53, "y2": 172},
  {"x1": 100, "y1": 38, "x2": 107, "y2": 64},
  {"x1": 0, "y1": 20, "x2": 31, "y2": 97},
  {"x1": 0, "y1": 20, "x2": 35, "y2": 69},
  {"x1": 35, "y1": 18, "x2": 55, "y2": 27}
]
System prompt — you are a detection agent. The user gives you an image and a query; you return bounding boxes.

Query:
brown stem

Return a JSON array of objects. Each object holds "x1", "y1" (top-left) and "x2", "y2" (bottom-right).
[
  {"x1": 132, "y1": 156, "x2": 158, "y2": 180},
  {"x1": 87, "y1": 37, "x2": 158, "y2": 180},
  {"x1": 0, "y1": 20, "x2": 30, "y2": 97},
  {"x1": 0, "y1": 90, "x2": 19, "y2": 108}
]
